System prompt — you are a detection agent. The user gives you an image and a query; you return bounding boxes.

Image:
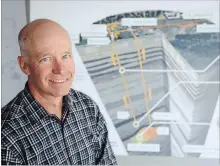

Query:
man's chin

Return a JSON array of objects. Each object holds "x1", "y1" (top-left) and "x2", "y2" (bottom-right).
[{"x1": 50, "y1": 88, "x2": 70, "y2": 97}]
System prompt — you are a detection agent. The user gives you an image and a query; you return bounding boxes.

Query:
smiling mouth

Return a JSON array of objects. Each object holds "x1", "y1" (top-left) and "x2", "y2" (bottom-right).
[{"x1": 49, "y1": 77, "x2": 70, "y2": 83}]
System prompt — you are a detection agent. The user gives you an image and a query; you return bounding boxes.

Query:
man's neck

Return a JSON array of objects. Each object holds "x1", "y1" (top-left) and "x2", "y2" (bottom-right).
[{"x1": 28, "y1": 83, "x2": 63, "y2": 119}]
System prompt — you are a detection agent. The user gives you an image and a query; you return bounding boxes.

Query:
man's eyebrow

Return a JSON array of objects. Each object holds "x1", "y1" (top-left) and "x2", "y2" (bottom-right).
[
  {"x1": 35, "y1": 52, "x2": 51, "y2": 60},
  {"x1": 63, "y1": 51, "x2": 71, "y2": 54},
  {"x1": 36, "y1": 50, "x2": 50, "y2": 56}
]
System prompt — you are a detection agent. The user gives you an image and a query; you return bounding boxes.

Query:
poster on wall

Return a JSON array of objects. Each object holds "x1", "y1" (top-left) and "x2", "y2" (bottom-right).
[{"x1": 30, "y1": 0, "x2": 220, "y2": 159}]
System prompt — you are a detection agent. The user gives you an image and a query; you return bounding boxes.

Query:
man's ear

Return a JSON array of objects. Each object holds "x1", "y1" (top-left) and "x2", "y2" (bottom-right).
[{"x1": 17, "y1": 56, "x2": 31, "y2": 75}]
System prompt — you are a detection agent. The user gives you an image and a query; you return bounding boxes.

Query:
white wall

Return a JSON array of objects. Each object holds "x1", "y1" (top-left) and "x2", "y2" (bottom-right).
[{"x1": 1, "y1": 0, "x2": 27, "y2": 107}]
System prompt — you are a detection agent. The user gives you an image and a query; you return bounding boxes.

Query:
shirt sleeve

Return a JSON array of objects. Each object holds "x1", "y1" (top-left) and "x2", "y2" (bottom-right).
[
  {"x1": 1, "y1": 146, "x2": 24, "y2": 165},
  {"x1": 94, "y1": 104, "x2": 118, "y2": 165}
]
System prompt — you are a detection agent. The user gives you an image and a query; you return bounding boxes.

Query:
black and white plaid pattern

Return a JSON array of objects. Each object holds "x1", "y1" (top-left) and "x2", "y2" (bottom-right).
[{"x1": 1, "y1": 82, "x2": 117, "y2": 165}]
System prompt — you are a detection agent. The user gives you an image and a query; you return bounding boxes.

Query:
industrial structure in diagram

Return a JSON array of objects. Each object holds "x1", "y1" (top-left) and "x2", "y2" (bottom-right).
[{"x1": 75, "y1": 10, "x2": 220, "y2": 158}]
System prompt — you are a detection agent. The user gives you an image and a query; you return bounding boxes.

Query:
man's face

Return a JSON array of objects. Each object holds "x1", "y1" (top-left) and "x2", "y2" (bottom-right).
[{"x1": 26, "y1": 30, "x2": 75, "y2": 97}]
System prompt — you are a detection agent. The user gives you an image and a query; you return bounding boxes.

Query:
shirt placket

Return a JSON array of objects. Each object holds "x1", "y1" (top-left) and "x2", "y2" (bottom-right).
[
  {"x1": 48, "y1": 114, "x2": 72, "y2": 165},
  {"x1": 62, "y1": 111, "x2": 80, "y2": 165}
]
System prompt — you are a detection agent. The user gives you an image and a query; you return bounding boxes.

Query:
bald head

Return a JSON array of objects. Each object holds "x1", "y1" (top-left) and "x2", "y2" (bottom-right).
[
  {"x1": 18, "y1": 19, "x2": 71, "y2": 58},
  {"x1": 17, "y1": 19, "x2": 75, "y2": 99}
]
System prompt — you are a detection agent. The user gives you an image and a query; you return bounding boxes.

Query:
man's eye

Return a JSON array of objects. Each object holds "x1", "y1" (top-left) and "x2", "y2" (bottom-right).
[
  {"x1": 40, "y1": 57, "x2": 51, "y2": 63},
  {"x1": 62, "y1": 54, "x2": 70, "y2": 59}
]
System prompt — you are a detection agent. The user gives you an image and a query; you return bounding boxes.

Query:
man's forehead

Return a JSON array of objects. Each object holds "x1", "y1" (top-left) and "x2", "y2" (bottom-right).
[
  {"x1": 33, "y1": 36, "x2": 71, "y2": 50},
  {"x1": 30, "y1": 33, "x2": 71, "y2": 55}
]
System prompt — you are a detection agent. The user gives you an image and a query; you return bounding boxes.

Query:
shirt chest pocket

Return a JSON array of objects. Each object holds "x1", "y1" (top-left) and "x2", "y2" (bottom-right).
[{"x1": 79, "y1": 127, "x2": 102, "y2": 165}]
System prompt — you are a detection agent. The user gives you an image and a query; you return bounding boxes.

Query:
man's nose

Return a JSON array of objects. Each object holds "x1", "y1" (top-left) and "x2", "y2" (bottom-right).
[{"x1": 52, "y1": 59, "x2": 65, "y2": 74}]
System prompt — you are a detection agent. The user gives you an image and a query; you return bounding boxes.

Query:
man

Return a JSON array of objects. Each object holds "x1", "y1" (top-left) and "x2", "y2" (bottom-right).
[{"x1": 1, "y1": 19, "x2": 117, "y2": 165}]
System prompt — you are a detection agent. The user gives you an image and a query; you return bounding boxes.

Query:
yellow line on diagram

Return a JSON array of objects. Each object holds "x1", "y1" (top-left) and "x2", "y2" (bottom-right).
[
  {"x1": 107, "y1": 26, "x2": 137, "y2": 122},
  {"x1": 130, "y1": 30, "x2": 152, "y2": 125}
]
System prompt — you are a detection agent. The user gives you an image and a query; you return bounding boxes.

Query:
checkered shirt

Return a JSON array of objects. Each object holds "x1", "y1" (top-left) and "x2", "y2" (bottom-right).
[{"x1": 1, "y1": 82, "x2": 117, "y2": 165}]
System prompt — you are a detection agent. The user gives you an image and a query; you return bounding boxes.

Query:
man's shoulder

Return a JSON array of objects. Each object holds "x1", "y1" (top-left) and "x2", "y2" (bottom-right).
[
  {"x1": 1, "y1": 90, "x2": 25, "y2": 152},
  {"x1": 1, "y1": 90, "x2": 25, "y2": 126},
  {"x1": 68, "y1": 88, "x2": 100, "y2": 114},
  {"x1": 69, "y1": 88, "x2": 93, "y2": 100},
  {"x1": 68, "y1": 89, "x2": 107, "y2": 131},
  {"x1": 69, "y1": 88, "x2": 97, "y2": 105}
]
